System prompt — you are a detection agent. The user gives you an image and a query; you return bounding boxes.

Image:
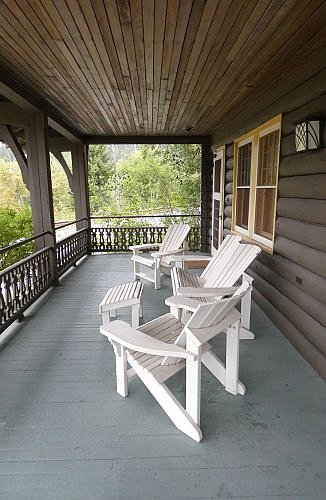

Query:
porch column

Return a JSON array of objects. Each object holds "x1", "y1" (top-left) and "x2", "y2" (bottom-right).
[
  {"x1": 25, "y1": 113, "x2": 57, "y2": 281},
  {"x1": 71, "y1": 144, "x2": 91, "y2": 250},
  {"x1": 200, "y1": 144, "x2": 213, "y2": 253}
]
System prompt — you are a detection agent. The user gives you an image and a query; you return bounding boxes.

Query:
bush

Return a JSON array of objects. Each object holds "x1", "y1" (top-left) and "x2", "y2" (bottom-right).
[{"x1": 0, "y1": 206, "x2": 34, "y2": 271}]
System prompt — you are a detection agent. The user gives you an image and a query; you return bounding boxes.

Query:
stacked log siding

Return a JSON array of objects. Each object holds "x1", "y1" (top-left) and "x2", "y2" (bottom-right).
[
  {"x1": 219, "y1": 95, "x2": 326, "y2": 378},
  {"x1": 223, "y1": 144, "x2": 234, "y2": 237},
  {"x1": 253, "y1": 97, "x2": 326, "y2": 378}
]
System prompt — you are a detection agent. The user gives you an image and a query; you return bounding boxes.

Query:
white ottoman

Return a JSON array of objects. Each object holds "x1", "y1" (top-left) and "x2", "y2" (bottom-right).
[{"x1": 99, "y1": 282, "x2": 144, "y2": 328}]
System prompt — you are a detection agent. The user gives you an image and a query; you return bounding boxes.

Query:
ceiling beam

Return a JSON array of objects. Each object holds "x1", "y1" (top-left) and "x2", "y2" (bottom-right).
[
  {"x1": 0, "y1": 81, "x2": 38, "y2": 113},
  {"x1": 48, "y1": 136, "x2": 76, "y2": 152},
  {"x1": 48, "y1": 118, "x2": 83, "y2": 144},
  {"x1": 0, "y1": 103, "x2": 34, "y2": 126},
  {"x1": 0, "y1": 74, "x2": 83, "y2": 143},
  {"x1": 85, "y1": 135, "x2": 211, "y2": 145}
]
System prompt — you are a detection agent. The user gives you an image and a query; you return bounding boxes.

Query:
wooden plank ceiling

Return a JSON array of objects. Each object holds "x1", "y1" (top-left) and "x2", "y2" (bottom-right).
[{"x1": 0, "y1": 0, "x2": 325, "y2": 140}]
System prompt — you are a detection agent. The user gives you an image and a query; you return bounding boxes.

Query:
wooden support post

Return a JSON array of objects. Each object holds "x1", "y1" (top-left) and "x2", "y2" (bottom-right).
[
  {"x1": 26, "y1": 113, "x2": 57, "y2": 284},
  {"x1": 71, "y1": 144, "x2": 91, "y2": 250},
  {"x1": 201, "y1": 144, "x2": 213, "y2": 253}
]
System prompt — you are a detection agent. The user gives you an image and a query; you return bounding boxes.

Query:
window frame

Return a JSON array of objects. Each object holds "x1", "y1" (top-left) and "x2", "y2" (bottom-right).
[
  {"x1": 232, "y1": 115, "x2": 282, "y2": 253},
  {"x1": 233, "y1": 135, "x2": 254, "y2": 238}
]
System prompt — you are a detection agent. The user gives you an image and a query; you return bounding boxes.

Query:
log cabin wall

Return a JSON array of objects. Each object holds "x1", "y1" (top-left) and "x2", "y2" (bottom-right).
[
  {"x1": 223, "y1": 143, "x2": 234, "y2": 238},
  {"x1": 230, "y1": 95, "x2": 326, "y2": 379},
  {"x1": 201, "y1": 144, "x2": 213, "y2": 253}
]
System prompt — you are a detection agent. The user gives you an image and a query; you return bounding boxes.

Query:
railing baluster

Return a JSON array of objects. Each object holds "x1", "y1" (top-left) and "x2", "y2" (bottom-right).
[
  {"x1": 56, "y1": 229, "x2": 88, "y2": 277},
  {"x1": 0, "y1": 247, "x2": 52, "y2": 334},
  {"x1": 89, "y1": 215, "x2": 201, "y2": 253}
]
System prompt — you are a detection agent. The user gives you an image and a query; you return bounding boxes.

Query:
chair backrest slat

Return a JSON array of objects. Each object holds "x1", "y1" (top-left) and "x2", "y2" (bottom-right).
[
  {"x1": 201, "y1": 235, "x2": 241, "y2": 282},
  {"x1": 170, "y1": 282, "x2": 250, "y2": 350},
  {"x1": 205, "y1": 243, "x2": 260, "y2": 288},
  {"x1": 186, "y1": 294, "x2": 242, "y2": 330},
  {"x1": 160, "y1": 223, "x2": 190, "y2": 264}
]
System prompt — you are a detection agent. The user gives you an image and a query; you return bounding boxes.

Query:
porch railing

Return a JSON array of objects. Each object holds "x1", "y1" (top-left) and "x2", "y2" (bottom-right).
[
  {"x1": 0, "y1": 225, "x2": 89, "y2": 334},
  {"x1": 56, "y1": 228, "x2": 89, "y2": 277},
  {"x1": 0, "y1": 214, "x2": 200, "y2": 333},
  {"x1": 90, "y1": 214, "x2": 201, "y2": 252},
  {"x1": 0, "y1": 246, "x2": 52, "y2": 333}
]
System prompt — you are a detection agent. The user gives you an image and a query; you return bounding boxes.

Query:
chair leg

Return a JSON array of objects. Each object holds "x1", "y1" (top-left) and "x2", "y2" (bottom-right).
[
  {"x1": 241, "y1": 289, "x2": 251, "y2": 330},
  {"x1": 202, "y1": 350, "x2": 245, "y2": 395},
  {"x1": 109, "y1": 308, "x2": 117, "y2": 318},
  {"x1": 113, "y1": 342, "x2": 128, "y2": 397},
  {"x1": 131, "y1": 304, "x2": 139, "y2": 328},
  {"x1": 186, "y1": 336, "x2": 201, "y2": 426},
  {"x1": 225, "y1": 320, "x2": 241, "y2": 395},
  {"x1": 240, "y1": 273, "x2": 254, "y2": 340},
  {"x1": 102, "y1": 313, "x2": 110, "y2": 325},
  {"x1": 154, "y1": 258, "x2": 161, "y2": 290},
  {"x1": 133, "y1": 256, "x2": 140, "y2": 281},
  {"x1": 170, "y1": 305, "x2": 182, "y2": 322},
  {"x1": 128, "y1": 358, "x2": 202, "y2": 442}
]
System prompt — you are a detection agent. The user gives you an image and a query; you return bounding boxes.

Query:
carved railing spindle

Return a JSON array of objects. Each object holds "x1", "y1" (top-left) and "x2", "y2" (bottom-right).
[
  {"x1": 56, "y1": 229, "x2": 88, "y2": 277},
  {"x1": 90, "y1": 217, "x2": 201, "y2": 253},
  {"x1": 0, "y1": 248, "x2": 52, "y2": 334}
]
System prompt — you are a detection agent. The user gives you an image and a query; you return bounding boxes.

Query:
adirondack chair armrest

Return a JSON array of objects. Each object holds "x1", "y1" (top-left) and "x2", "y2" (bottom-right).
[
  {"x1": 151, "y1": 248, "x2": 184, "y2": 258},
  {"x1": 129, "y1": 243, "x2": 160, "y2": 252},
  {"x1": 176, "y1": 286, "x2": 238, "y2": 297},
  {"x1": 100, "y1": 320, "x2": 196, "y2": 360},
  {"x1": 165, "y1": 295, "x2": 199, "y2": 313},
  {"x1": 170, "y1": 254, "x2": 212, "y2": 263}
]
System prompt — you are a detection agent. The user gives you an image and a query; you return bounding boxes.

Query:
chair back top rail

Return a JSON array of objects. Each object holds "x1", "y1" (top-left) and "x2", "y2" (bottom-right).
[
  {"x1": 160, "y1": 223, "x2": 191, "y2": 265},
  {"x1": 204, "y1": 243, "x2": 261, "y2": 288},
  {"x1": 186, "y1": 284, "x2": 249, "y2": 330},
  {"x1": 201, "y1": 235, "x2": 241, "y2": 281},
  {"x1": 160, "y1": 223, "x2": 191, "y2": 259},
  {"x1": 162, "y1": 282, "x2": 249, "y2": 366}
]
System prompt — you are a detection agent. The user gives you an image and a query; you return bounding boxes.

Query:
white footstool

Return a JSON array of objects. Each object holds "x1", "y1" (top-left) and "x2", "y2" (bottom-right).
[{"x1": 99, "y1": 282, "x2": 144, "y2": 328}]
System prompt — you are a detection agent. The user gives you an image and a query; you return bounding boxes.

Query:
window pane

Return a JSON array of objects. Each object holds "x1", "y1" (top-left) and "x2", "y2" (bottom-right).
[
  {"x1": 257, "y1": 130, "x2": 279, "y2": 186},
  {"x1": 214, "y1": 159, "x2": 221, "y2": 193},
  {"x1": 213, "y1": 200, "x2": 220, "y2": 248},
  {"x1": 254, "y1": 188, "x2": 276, "y2": 240},
  {"x1": 236, "y1": 188, "x2": 250, "y2": 230},
  {"x1": 237, "y1": 142, "x2": 252, "y2": 186}
]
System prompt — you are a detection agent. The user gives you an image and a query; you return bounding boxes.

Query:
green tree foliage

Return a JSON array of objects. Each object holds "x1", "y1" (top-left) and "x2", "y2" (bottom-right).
[
  {"x1": 86, "y1": 143, "x2": 201, "y2": 224},
  {"x1": 88, "y1": 144, "x2": 115, "y2": 215},
  {"x1": 50, "y1": 154, "x2": 75, "y2": 221},
  {"x1": 116, "y1": 148, "x2": 175, "y2": 214},
  {"x1": 0, "y1": 206, "x2": 34, "y2": 270},
  {"x1": 0, "y1": 159, "x2": 30, "y2": 209},
  {"x1": 0, "y1": 142, "x2": 201, "y2": 268},
  {"x1": 115, "y1": 144, "x2": 201, "y2": 216},
  {"x1": 0, "y1": 159, "x2": 34, "y2": 269},
  {"x1": 147, "y1": 144, "x2": 201, "y2": 212}
]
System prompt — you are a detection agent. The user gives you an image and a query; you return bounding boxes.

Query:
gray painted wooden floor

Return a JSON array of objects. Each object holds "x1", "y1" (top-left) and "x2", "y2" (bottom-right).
[{"x1": 0, "y1": 255, "x2": 325, "y2": 500}]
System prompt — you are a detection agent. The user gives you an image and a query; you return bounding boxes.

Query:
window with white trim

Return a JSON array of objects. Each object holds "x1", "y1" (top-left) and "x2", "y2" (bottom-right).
[{"x1": 233, "y1": 115, "x2": 281, "y2": 251}]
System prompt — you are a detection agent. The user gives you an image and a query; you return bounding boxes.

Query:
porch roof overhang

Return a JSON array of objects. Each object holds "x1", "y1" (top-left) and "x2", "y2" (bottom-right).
[{"x1": 0, "y1": 1, "x2": 325, "y2": 146}]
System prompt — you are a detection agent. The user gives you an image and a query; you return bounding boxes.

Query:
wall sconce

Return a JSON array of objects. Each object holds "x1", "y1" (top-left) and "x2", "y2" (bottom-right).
[{"x1": 295, "y1": 119, "x2": 321, "y2": 152}]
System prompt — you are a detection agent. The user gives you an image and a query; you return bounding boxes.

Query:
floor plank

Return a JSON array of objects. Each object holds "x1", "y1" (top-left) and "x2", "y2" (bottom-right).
[{"x1": 0, "y1": 254, "x2": 325, "y2": 499}]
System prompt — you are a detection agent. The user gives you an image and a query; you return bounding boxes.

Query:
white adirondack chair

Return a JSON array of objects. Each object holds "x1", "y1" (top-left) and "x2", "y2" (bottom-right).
[
  {"x1": 170, "y1": 233, "x2": 242, "y2": 270},
  {"x1": 100, "y1": 282, "x2": 250, "y2": 442},
  {"x1": 171, "y1": 237, "x2": 261, "y2": 339},
  {"x1": 130, "y1": 223, "x2": 190, "y2": 289}
]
